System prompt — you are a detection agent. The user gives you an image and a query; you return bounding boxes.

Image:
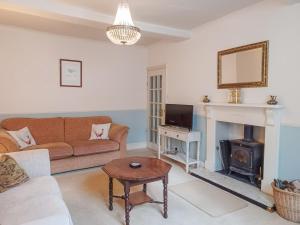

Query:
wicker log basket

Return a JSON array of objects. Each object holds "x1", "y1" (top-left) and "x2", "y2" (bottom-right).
[{"x1": 272, "y1": 182, "x2": 300, "y2": 223}]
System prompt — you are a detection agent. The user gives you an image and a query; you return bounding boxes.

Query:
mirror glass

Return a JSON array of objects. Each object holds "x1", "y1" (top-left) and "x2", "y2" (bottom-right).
[{"x1": 218, "y1": 41, "x2": 268, "y2": 89}]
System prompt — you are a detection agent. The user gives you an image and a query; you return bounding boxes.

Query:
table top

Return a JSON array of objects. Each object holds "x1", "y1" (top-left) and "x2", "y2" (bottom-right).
[{"x1": 102, "y1": 157, "x2": 171, "y2": 181}]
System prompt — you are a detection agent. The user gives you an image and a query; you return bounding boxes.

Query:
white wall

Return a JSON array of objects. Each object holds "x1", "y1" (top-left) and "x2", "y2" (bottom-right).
[
  {"x1": 148, "y1": 0, "x2": 300, "y2": 126},
  {"x1": 0, "y1": 25, "x2": 147, "y2": 114}
]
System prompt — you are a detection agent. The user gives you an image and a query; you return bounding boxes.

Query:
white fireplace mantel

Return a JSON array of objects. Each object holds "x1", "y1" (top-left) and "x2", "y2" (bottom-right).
[
  {"x1": 199, "y1": 102, "x2": 283, "y2": 109},
  {"x1": 198, "y1": 102, "x2": 283, "y2": 194}
]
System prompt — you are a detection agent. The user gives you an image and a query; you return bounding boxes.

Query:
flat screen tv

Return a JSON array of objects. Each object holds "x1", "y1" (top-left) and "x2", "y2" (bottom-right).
[{"x1": 165, "y1": 104, "x2": 193, "y2": 130}]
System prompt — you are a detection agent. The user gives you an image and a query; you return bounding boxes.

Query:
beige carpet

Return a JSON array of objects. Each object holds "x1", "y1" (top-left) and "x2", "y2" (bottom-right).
[
  {"x1": 55, "y1": 167, "x2": 249, "y2": 225},
  {"x1": 54, "y1": 149, "x2": 290, "y2": 225},
  {"x1": 54, "y1": 165, "x2": 291, "y2": 225},
  {"x1": 170, "y1": 180, "x2": 248, "y2": 217}
]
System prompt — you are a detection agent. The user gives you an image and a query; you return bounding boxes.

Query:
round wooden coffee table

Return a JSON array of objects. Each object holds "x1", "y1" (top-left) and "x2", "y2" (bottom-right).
[{"x1": 103, "y1": 157, "x2": 172, "y2": 225}]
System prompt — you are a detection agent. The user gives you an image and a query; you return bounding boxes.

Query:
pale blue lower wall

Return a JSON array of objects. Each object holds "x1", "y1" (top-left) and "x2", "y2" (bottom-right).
[
  {"x1": 1, "y1": 110, "x2": 299, "y2": 179},
  {"x1": 194, "y1": 115, "x2": 300, "y2": 180},
  {"x1": 279, "y1": 126, "x2": 300, "y2": 180},
  {"x1": 193, "y1": 115, "x2": 207, "y2": 162},
  {"x1": 0, "y1": 110, "x2": 147, "y2": 144}
]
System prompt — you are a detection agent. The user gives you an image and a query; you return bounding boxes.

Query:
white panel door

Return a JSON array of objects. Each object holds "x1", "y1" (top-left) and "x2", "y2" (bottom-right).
[{"x1": 147, "y1": 65, "x2": 166, "y2": 150}]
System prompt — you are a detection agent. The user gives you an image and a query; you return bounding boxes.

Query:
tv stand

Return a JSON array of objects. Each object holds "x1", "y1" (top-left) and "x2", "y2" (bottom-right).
[{"x1": 158, "y1": 126, "x2": 201, "y2": 172}]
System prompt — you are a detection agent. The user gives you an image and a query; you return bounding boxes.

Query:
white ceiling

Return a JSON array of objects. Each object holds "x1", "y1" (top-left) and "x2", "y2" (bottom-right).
[
  {"x1": 55, "y1": 0, "x2": 263, "y2": 30},
  {"x1": 0, "y1": 0, "x2": 264, "y2": 45}
]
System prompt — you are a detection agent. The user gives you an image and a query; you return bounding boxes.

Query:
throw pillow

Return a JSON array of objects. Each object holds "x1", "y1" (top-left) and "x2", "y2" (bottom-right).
[
  {"x1": 7, "y1": 127, "x2": 36, "y2": 149},
  {"x1": 89, "y1": 123, "x2": 111, "y2": 140},
  {"x1": 0, "y1": 154, "x2": 29, "y2": 193}
]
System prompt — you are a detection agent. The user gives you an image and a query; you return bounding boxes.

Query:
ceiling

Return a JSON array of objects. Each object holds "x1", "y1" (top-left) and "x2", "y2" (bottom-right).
[
  {"x1": 0, "y1": 0, "x2": 264, "y2": 45},
  {"x1": 55, "y1": 0, "x2": 263, "y2": 30}
]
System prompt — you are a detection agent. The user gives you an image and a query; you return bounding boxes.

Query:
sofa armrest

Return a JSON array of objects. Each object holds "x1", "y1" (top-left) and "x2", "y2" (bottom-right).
[
  {"x1": 4, "y1": 149, "x2": 51, "y2": 178},
  {"x1": 0, "y1": 128, "x2": 19, "y2": 153},
  {"x1": 109, "y1": 124, "x2": 129, "y2": 142},
  {"x1": 0, "y1": 143, "x2": 8, "y2": 153},
  {"x1": 109, "y1": 124, "x2": 129, "y2": 157}
]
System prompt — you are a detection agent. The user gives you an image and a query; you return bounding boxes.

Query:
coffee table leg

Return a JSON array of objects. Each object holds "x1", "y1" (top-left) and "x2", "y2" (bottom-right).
[
  {"x1": 109, "y1": 177, "x2": 113, "y2": 211},
  {"x1": 163, "y1": 175, "x2": 168, "y2": 218},
  {"x1": 143, "y1": 183, "x2": 147, "y2": 193},
  {"x1": 124, "y1": 182, "x2": 130, "y2": 225}
]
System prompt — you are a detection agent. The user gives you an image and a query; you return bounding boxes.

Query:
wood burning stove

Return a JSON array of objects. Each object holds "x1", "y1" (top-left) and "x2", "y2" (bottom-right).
[
  {"x1": 229, "y1": 139, "x2": 264, "y2": 184},
  {"x1": 220, "y1": 125, "x2": 264, "y2": 186}
]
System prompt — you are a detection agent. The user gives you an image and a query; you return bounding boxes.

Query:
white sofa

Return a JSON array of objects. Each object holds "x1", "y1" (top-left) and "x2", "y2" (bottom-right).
[{"x1": 0, "y1": 149, "x2": 73, "y2": 225}]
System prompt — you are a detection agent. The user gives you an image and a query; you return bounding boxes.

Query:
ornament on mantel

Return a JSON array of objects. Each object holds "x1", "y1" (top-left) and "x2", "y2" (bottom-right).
[
  {"x1": 228, "y1": 88, "x2": 241, "y2": 104},
  {"x1": 267, "y1": 95, "x2": 278, "y2": 105},
  {"x1": 202, "y1": 95, "x2": 210, "y2": 103}
]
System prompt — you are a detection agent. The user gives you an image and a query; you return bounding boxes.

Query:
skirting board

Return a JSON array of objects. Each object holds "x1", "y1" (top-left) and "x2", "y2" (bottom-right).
[
  {"x1": 127, "y1": 142, "x2": 147, "y2": 150},
  {"x1": 197, "y1": 161, "x2": 205, "y2": 168}
]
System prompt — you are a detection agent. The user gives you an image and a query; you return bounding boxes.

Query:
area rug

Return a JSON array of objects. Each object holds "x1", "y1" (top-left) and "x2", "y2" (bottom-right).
[{"x1": 169, "y1": 180, "x2": 248, "y2": 217}]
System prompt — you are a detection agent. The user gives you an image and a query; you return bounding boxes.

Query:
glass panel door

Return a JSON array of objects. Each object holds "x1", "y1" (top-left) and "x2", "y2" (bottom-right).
[{"x1": 147, "y1": 66, "x2": 166, "y2": 150}]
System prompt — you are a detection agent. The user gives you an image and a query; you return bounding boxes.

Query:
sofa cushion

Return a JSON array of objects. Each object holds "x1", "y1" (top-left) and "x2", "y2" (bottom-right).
[
  {"x1": 89, "y1": 123, "x2": 111, "y2": 140},
  {"x1": 0, "y1": 176, "x2": 61, "y2": 207},
  {"x1": 7, "y1": 127, "x2": 36, "y2": 149},
  {"x1": 1, "y1": 118, "x2": 65, "y2": 144},
  {"x1": 68, "y1": 140, "x2": 119, "y2": 156},
  {"x1": 0, "y1": 155, "x2": 29, "y2": 193},
  {"x1": 64, "y1": 116, "x2": 112, "y2": 142},
  {"x1": 24, "y1": 142, "x2": 73, "y2": 160},
  {"x1": 0, "y1": 195, "x2": 72, "y2": 225}
]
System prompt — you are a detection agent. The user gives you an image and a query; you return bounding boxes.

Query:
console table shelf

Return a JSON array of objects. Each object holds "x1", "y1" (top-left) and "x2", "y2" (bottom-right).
[
  {"x1": 158, "y1": 126, "x2": 201, "y2": 172},
  {"x1": 161, "y1": 153, "x2": 198, "y2": 165}
]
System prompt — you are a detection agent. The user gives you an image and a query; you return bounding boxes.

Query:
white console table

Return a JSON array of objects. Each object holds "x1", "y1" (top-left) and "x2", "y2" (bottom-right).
[{"x1": 158, "y1": 126, "x2": 201, "y2": 172}]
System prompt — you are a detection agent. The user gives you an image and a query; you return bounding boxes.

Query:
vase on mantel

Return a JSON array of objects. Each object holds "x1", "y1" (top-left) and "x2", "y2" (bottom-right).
[
  {"x1": 267, "y1": 95, "x2": 278, "y2": 105},
  {"x1": 203, "y1": 95, "x2": 210, "y2": 103}
]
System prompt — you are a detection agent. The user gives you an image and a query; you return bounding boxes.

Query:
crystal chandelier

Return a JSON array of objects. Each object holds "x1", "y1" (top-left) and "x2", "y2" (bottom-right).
[{"x1": 106, "y1": 0, "x2": 141, "y2": 45}]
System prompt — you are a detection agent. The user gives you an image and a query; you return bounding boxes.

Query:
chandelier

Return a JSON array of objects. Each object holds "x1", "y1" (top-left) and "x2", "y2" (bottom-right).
[{"x1": 106, "y1": 0, "x2": 141, "y2": 45}]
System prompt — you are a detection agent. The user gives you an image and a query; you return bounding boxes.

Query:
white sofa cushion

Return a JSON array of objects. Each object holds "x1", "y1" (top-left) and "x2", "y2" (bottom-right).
[
  {"x1": 6, "y1": 149, "x2": 51, "y2": 178},
  {"x1": 0, "y1": 195, "x2": 72, "y2": 225},
  {"x1": 7, "y1": 127, "x2": 36, "y2": 149},
  {"x1": 0, "y1": 176, "x2": 61, "y2": 207},
  {"x1": 89, "y1": 123, "x2": 111, "y2": 140}
]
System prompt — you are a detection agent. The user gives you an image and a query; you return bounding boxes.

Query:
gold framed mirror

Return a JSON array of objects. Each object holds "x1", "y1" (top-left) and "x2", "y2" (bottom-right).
[{"x1": 218, "y1": 41, "x2": 269, "y2": 89}]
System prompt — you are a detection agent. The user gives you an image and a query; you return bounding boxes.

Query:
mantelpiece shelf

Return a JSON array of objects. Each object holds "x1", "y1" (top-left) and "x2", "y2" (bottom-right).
[{"x1": 199, "y1": 102, "x2": 283, "y2": 109}]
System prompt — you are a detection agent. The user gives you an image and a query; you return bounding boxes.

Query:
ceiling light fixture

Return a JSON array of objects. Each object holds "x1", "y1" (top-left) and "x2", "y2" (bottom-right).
[{"x1": 106, "y1": 0, "x2": 141, "y2": 45}]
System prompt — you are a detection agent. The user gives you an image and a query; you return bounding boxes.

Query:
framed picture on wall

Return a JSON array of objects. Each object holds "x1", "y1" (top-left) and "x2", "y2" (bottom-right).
[{"x1": 60, "y1": 59, "x2": 82, "y2": 87}]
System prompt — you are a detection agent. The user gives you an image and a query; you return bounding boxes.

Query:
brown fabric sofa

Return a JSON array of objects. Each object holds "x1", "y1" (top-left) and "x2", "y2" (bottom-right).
[{"x1": 0, "y1": 116, "x2": 129, "y2": 174}]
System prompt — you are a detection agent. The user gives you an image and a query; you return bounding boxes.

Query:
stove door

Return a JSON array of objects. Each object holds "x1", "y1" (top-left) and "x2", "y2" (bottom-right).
[{"x1": 230, "y1": 146, "x2": 253, "y2": 172}]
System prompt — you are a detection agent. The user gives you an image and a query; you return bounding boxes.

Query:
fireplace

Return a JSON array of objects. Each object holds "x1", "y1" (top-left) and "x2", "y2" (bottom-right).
[
  {"x1": 199, "y1": 102, "x2": 282, "y2": 194},
  {"x1": 220, "y1": 125, "x2": 264, "y2": 186}
]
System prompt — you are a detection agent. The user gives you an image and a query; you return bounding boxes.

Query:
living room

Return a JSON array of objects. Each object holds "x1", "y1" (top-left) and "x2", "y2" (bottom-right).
[{"x1": 0, "y1": 0, "x2": 299, "y2": 225}]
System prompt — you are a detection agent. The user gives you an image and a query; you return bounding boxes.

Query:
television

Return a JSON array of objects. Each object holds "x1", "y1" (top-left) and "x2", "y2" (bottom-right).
[{"x1": 165, "y1": 104, "x2": 193, "y2": 130}]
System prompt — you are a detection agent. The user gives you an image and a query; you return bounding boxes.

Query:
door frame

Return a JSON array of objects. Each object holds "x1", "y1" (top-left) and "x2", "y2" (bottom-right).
[{"x1": 146, "y1": 65, "x2": 167, "y2": 150}]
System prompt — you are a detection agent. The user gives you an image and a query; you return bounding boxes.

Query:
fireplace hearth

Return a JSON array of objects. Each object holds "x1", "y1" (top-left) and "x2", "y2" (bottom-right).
[{"x1": 219, "y1": 125, "x2": 264, "y2": 186}]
